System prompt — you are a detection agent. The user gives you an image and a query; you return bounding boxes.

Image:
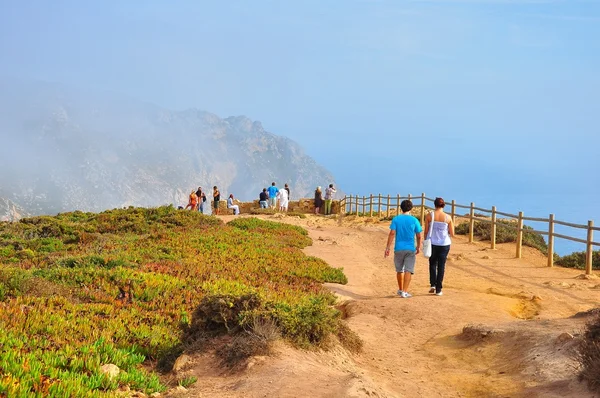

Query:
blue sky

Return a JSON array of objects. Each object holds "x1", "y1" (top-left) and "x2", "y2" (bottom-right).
[{"x1": 1, "y1": 0, "x2": 599, "y2": 200}]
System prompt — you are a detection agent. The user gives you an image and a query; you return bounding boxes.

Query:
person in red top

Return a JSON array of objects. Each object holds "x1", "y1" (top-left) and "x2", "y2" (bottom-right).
[{"x1": 185, "y1": 190, "x2": 198, "y2": 210}]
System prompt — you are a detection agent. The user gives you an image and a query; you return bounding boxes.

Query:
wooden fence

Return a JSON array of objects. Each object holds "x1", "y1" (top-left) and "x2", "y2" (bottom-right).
[{"x1": 338, "y1": 193, "x2": 599, "y2": 275}]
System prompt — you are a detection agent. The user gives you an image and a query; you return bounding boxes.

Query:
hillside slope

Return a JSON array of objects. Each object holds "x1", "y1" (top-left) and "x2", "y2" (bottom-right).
[
  {"x1": 0, "y1": 79, "x2": 336, "y2": 217},
  {"x1": 174, "y1": 214, "x2": 599, "y2": 398}
]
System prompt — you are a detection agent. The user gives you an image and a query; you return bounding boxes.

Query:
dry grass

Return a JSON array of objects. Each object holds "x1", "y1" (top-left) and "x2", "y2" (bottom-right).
[
  {"x1": 577, "y1": 312, "x2": 600, "y2": 391},
  {"x1": 216, "y1": 318, "x2": 280, "y2": 369}
]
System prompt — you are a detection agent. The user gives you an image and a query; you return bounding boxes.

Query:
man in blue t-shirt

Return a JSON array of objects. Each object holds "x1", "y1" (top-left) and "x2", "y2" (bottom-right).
[
  {"x1": 384, "y1": 200, "x2": 422, "y2": 298},
  {"x1": 267, "y1": 182, "x2": 279, "y2": 209}
]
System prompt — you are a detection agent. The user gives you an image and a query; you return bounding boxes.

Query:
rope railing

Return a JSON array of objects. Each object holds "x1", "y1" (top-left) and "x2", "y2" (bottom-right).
[{"x1": 339, "y1": 193, "x2": 597, "y2": 275}]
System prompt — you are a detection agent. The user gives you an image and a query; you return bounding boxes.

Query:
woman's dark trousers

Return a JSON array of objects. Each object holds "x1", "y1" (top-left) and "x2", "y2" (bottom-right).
[{"x1": 429, "y1": 245, "x2": 450, "y2": 293}]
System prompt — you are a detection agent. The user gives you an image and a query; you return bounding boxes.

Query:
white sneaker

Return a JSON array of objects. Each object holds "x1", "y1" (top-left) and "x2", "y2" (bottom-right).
[
  {"x1": 435, "y1": 291, "x2": 443, "y2": 296},
  {"x1": 403, "y1": 292, "x2": 412, "y2": 298},
  {"x1": 397, "y1": 290, "x2": 404, "y2": 297},
  {"x1": 429, "y1": 287, "x2": 435, "y2": 294}
]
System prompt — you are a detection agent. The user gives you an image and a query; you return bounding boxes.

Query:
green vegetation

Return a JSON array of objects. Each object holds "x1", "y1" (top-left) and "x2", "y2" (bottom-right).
[
  {"x1": 455, "y1": 220, "x2": 548, "y2": 253},
  {"x1": 248, "y1": 208, "x2": 307, "y2": 218},
  {"x1": 0, "y1": 206, "x2": 350, "y2": 396},
  {"x1": 555, "y1": 250, "x2": 600, "y2": 270}
]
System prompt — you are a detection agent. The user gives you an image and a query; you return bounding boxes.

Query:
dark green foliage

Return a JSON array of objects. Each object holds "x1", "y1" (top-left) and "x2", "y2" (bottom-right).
[
  {"x1": 556, "y1": 250, "x2": 600, "y2": 270},
  {"x1": 455, "y1": 220, "x2": 547, "y2": 253}
]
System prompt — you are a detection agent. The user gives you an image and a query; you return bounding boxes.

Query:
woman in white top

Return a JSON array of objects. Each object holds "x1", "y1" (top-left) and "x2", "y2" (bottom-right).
[
  {"x1": 227, "y1": 194, "x2": 240, "y2": 215},
  {"x1": 423, "y1": 197, "x2": 455, "y2": 296},
  {"x1": 278, "y1": 188, "x2": 289, "y2": 212}
]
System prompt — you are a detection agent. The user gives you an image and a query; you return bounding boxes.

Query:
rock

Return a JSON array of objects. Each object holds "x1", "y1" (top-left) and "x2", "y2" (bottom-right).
[
  {"x1": 482, "y1": 255, "x2": 491, "y2": 260},
  {"x1": 576, "y1": 274, "x2": 599, "y2": 280},
  {"x1": 172, "y1": 354, "x2": 191, "y2": 373},
  {"x1": 556, "y1": 332, "x2": 574, "y2": 342},
  {"x1": 150, "y1": 393, "x2": 161, "y2": 397},
  {"x1": 99, "y1": 364, "x2": 120, "y2": 379},
  {"x1": 175, "y1": 386, "x2": 187, "y2": 393}
]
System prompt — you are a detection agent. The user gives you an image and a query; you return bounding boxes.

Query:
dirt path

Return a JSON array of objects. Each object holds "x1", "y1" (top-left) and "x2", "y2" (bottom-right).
[{"x1": 174, "y1": 214, "x2": 600, "y2": 398}]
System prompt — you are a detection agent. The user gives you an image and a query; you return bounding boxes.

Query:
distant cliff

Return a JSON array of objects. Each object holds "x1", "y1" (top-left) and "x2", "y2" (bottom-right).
[{"x1": 0, "y1": 80, "x2": 337, "y2": 218}]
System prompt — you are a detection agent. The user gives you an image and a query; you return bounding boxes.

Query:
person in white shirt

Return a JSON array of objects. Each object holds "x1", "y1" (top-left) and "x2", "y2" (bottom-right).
[
  {"x1": 324, "y1": 184, "x2": 336, "y2": 215},
  {"x1": 423, "y1": 197, "x2": 455, "y2": 296},
  {"x1": 278, "y1": 188, "x2": 289, "y2": 212},
  {"x1": 227, "y1": 194, "x2": 240, "y2": 215}
]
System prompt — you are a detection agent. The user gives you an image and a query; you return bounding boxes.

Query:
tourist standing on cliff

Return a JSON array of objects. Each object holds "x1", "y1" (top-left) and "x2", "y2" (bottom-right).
[
  {"x1": 267, "y1": 182, "x2": 279, "y2": 209},
  {"x1": 213, "y1": 186, "x2": 221, "y2": 215},
  {"x1": 278, "y1": 187, "x2": 289, "y2": 212},
  {"x1": 324, "y1": 184, "x2": 336, "y2": 215},
  {"x1": 423, "y1": 197, "x2": 454, "y2": 296},
  {"x1": 185, "y1": 190, "x2": 198, "y2": 210},
  {"x1": 384, "y1": 200, "x2": 423, "y2": 298},
  {"x1": 259, "y1": 188, "x2": 269, "y2": 208},
  {"x1": 314, "y1": 186, "x2": 323, "y2": 214},
  {"x1": 196, "y1": 186, "x2": 206, "y2": 214}
]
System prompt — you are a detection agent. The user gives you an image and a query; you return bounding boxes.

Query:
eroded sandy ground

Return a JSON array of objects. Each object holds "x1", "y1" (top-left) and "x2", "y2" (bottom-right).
[{"x1": 171, "y1": 214, "x2": 600, "y2": 398}]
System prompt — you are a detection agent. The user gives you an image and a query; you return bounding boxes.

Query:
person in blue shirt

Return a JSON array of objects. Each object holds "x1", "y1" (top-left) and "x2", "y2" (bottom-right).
[
  {"x1": 384, "y1": 200, "x2": 423, "y2": 298},
  {"x1": 267, "y1": 182, "x2": 279, "y2": 209}
]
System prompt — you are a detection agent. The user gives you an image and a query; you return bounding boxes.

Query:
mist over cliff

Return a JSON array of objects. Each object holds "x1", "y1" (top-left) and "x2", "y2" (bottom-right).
[{"x1": 0, "y1": 80, "x2": 337, "y2": 220}]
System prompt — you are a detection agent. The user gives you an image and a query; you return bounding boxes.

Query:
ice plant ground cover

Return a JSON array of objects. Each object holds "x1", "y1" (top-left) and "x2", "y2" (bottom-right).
[{"x1": 0, "y1": 207, "x2": 348, "y2": 397}]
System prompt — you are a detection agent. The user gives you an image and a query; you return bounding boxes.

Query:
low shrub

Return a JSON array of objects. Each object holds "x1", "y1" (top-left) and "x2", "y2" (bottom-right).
[
  {"x1": 0, "y1": 206, "x2": 350, "y2": 395},
  {"x1": 0, "y1": 267, "x2": 33, "y2": 299},
  {"x1": 272, "y1": 294, "x2": 340, "y2": 348},
  {"x1": 336, "y1": 320, "x2": 363, "y2": 353},
  {"x1": 228, "y1": 217, "x2": 312, "y2": 248},
  {"x1": 555, "y1": 250, "x2": 600, "y2": 270},
  {"x1": 455, "y1": 220, "x2": 547, "y2": 253},
  {"x1": 577, "y1": 312, "x2": 600, "y2": 391},
  {"x1": 216, "y1": 331, "x2": 272, "y2": 368},
  {"x1": 249, "y1": 208, "x2": 277, "y2": 215}
]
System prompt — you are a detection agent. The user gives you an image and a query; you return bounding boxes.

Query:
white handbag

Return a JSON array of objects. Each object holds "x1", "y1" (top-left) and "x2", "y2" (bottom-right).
[{"x1": 423, "y1": 211, "x2": 434, "y2": 258}]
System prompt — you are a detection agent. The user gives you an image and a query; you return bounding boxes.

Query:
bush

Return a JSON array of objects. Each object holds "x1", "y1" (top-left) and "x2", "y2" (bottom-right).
[
  {"x1": 0, "y1": 206, "x2": 349, "y2": 396},
  {"x1": 0, "y1": 267, "x2": 32, "y2": 299},
  {"x1": 455, "y1": 220, "x2": 547, "y2": 253},
  {"x1": 577, "y1": 312, "x2": 600, "y2": 391},
  {"x1": 556, "y1": 250, "x2": 600, "y2": 270},
  {"x1": 272, "y1": 295, "x2": 340, "y2": 348}
]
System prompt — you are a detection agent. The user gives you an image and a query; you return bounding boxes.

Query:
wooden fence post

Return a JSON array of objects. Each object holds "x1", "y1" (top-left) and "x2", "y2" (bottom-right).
[
  {"x1": 369, "y1": 195, "x2": 373, "y2": 217},
  {"x1": 516, "y1": 211, "x2": 524, "y2": 259},
  {"x1": 396, "y1": 194, "x2": 400, "y2": 216},
  {"x1": 347, "y1": 195, "x2": 352, "y2": 214},
  {"x1": 547, "y1": 214, "x2": 554, "y2": 267},
  {"x1": 362, "y1": 196, "x2": 366, "y2": 215},
  {"x1": 451, "y1": 200, "x2": 456, "y2": 224},
  {"x1": 468, "y1": 202, "x2": 475, "y2": 243},
  {"x1": 386, "y1": 195, "x2": 391, "y2": 218},
  {"x1": 420, "y1": 193, "x2": 425, "y2": 226},
  {"x1": 378, "y1": 193, "x2": 382, "y2": 216},
  {"x1": 491, "y1": 206, "x2": 497, "y2": 250},
  {"x1": 355, "y1": 195, "x2": 359, "y2": 216},
  {"x1": 586, "y1": 220, "x2": 594, "y2": 275}
]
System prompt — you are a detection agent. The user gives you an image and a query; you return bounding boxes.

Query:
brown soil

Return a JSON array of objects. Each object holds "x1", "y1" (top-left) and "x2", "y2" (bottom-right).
[{"x1": 168, "y1": 214, "x2": 600, "y2": 398}]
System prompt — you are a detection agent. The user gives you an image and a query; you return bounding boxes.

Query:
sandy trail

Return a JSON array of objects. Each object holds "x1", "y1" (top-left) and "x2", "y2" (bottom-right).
[{"x1": 176, "y1": 214, "x2": 600, "y2": 398}]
